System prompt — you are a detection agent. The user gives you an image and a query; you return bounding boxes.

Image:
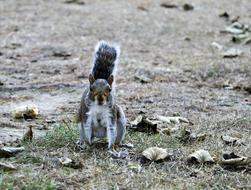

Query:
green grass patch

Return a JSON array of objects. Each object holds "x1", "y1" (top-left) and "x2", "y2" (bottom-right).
[
  {"x1": 15, "y1": 153, "x2": 43, "y2": 164},
  {"x1": 0, "y1": 172, "x2": 56, "y2": 190},
  {"x1": 33, "y1": 122, "x2": 78, "y2": 149}
]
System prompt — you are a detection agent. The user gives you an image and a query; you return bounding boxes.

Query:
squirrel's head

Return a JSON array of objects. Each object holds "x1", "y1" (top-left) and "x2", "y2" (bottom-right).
[{"x1": 88, "y1": 74, "x2": 113, "y2": 106}]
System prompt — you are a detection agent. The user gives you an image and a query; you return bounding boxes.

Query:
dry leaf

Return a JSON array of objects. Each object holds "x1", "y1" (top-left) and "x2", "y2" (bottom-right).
[
  {"x1": 220, "y1": 152, "x2": 251, "y2": 171},
  {"x1": 221, "y1": 135, "x2": 245, "y2": 146},
  {"x1": 130, "y1": 115, "x2": 143, "y2": 126},
  {"x1": 219, "y1": 12, "x2": 229, "y2": 19},
  {"x1": 244, "y1": 37, "x2": 251, "y2": 44},
  {"x1": 159, "y1": 128, "x2": 171, "y2": 135},
  {"x1": 180, "y1": 129, "x2": 206, "y2": 143},
  {"x1": 59, "y1": 157, "x2": 72, "y2": 165},
  {"x1": 14, "y1": 104, "x2": 39, "y2": 119},
  {"x1": 232, "y1": 34, "x2": 249, "y2": 43},
  {"x1": 187, "y1": 149, "x2": 214, "y2": 164},
  {"x1": 222, "y1": 22, "x2": 245, "y2": 34},
  {"x1": 223, "y1": 26, "x2": 244, "y2": 34},
  {"x1": 0, "y1": 162, "x2": 17, "y2": 171},
  {"x1": 157, "y1": 115, "x2": 192, "y2": 125},
  {"x1": 0, "y1": 147, "x2": 25, "y2": 158},
  {"x1": 130, "y1": 115, "x2": 158, "y2": 133},
  {"x1": 130, "y1": 115, "x2": 192, "y2": 134},
  {"x1": 142, "y1": 147, "x2": 171, "y2": 161},
  {"x1": 223, "y1": 48, "x2": 243, "y2": 58},
  {"x1": 128, "y1": 162, "x2": 141, "y2": 173},
  {"x1": 59, "y1": 157, "x2": 83, "y2": 169}
]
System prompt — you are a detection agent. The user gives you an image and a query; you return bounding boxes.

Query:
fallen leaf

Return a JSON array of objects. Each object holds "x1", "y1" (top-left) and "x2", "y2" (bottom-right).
[
  {"x1": 59, "y1": 157, "x2": 83, "y2": 169},
  {"x1": 223, "y1": 28, "x2": 242, "y2": 35},
  {"x1": 231, "y1": 16, "x2": 240, "y2": 23},
  {"x1": 130, "y1": 115, "x2": 143, "y2": 126},
  {"x1": 221, "y1": 135, "x2": 245, "y2": 146},
  {"x1": 232, "y1": 34, "x2": 249, "y2": 43},
  {"x1": 128, "y1": 162, "x2": 141, "y2": 173},
  {"x1": 157, "y1": 115, "x2": 192, "y2": 125},
  {"x1": 59, "y1": 157, "x2": 72, "y2": 165},
  {"x1": 14, "y1": 104, "x2": 39, "y2": 119},
  {"x1": 179, "y1": 129, "x2": 206, "y2": 143},
  {"x1": 160, "y1": 3, "x2": 178, "y2": 9},
  {"x1": 220, "y1": 152, "x2": 251, "y2": 172},
  {"x1": 219, "y1": 12, "x2": 229, "y2": 19},
  {"x1": 222, "y1": 22, "x2": 245, "y2": 34},
  {"x1": 130, "y1": 115, "x2": 193, "y2": 134},
  {"x1": 183, "y1": 3, "x2": 194, "y2": 11},
  {"x1": 142, "y1": 147, "x2": 172, "y2": 161},
  {"x1": 0, "y1": 162, "x2": 17, "y2": 171},
  {"x1": 159, "y1": 128, "x2": 171, "y2": 135},
  {"x1": 223, "y1": 48, "x2": 243, "y2": 58},
  {"x1": 0, "y1": 147, "x2": 25, "y2": 158},
  {"x1": 187, "y1": 149, "x2": 214, "y2": 164},
  {"x1": 130, "y1": 115, "x2": 158, "y2": 133},
  {"x1": 244, "y1": 37, "x2": 251, "y2": 44}
]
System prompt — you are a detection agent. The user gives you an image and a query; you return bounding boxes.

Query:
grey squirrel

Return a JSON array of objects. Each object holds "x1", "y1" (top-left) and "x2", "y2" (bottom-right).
[{"x1": 77, "y1": 41, "x2": 126, "y2": 151}]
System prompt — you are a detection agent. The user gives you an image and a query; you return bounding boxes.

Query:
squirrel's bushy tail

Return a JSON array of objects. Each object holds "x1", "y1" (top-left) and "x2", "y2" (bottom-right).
[{"x1": 91, "y1": 41, "x2": 120, "y2": 80}]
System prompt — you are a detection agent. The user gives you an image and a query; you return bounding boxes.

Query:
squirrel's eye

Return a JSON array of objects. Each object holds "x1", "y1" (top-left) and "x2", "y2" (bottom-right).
[{"x1": 108, "y1": 87, "x2": 112, "y2": 92}]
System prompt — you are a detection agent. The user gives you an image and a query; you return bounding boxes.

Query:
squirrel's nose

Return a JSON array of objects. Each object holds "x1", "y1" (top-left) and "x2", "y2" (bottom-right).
[{"x1": 97, "y1": 95, "x2": 104, "y2": 105}]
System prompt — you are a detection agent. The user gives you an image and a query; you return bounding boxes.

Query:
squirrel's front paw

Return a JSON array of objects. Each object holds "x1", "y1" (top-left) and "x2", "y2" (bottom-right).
[{"x1": 108, "y1": 149, "x2": 128, "y2": 159}]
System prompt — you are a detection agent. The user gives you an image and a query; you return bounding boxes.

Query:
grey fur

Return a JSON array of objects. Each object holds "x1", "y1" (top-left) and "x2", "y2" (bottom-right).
[{"x1": 77, "y1": 41, "x2": 126, "y2": 149}]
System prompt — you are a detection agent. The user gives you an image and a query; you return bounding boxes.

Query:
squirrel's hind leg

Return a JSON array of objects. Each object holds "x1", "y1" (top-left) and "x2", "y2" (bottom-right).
[
  {"x1": 115, "y1": 105, "x2": 126, "y2": 145},
  {"x1": 115, "y1": 106, "x2": 134, "y2": 149}
]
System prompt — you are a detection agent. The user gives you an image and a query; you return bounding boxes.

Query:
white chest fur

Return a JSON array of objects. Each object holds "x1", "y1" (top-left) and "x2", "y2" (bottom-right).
[{"x1": 87, "y1": 104, "x2": 111, "y2": 128}]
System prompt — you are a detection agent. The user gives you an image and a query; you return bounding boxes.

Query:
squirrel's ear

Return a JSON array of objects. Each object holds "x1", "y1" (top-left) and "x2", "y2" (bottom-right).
[
  {"x1": 89, "y1": 74, "x2": 95, "y2": 84},
  {"x1": 107, "y1": 75, "x2": 114, "y2": 86}
]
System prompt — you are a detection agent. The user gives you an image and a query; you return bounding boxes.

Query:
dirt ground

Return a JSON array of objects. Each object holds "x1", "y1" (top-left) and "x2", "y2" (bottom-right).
[{"x1": 0, "y1": 0, "x2": 251, "y2": 189}]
